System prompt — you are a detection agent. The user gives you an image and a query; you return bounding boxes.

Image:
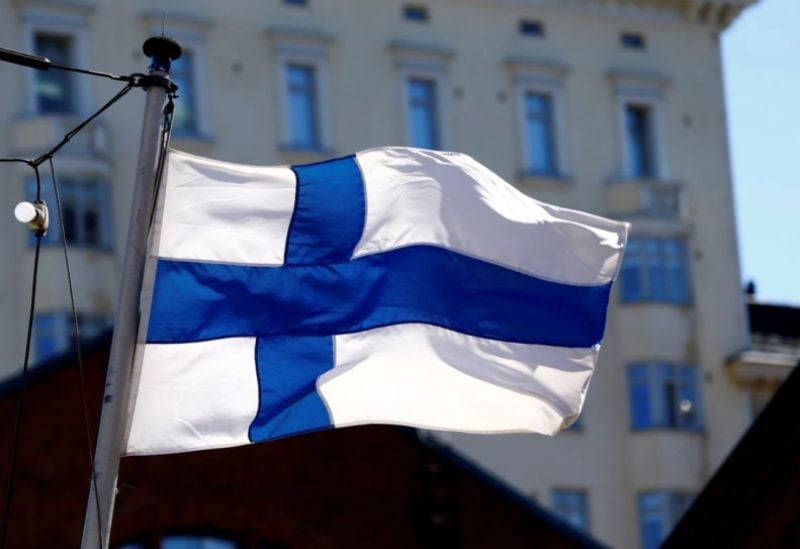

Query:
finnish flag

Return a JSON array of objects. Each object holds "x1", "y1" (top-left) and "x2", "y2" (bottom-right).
[{"x1": 124, "y1": 147, "x2": 628, "y2": 456}]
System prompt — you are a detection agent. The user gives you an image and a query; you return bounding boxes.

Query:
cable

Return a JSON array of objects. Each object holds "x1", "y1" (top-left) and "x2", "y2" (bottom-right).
[
  {"x1": 0, "y1": 159, "x2": 31, "y2": 165},
  {"x1": 31, "y1": 83, "x2": 134, "y2": 168},
  {"x1": 0, "y1": 82, "x2": 139, "y2": 549},
  {"x1": 47, "y1": 63, "x2": 139, "y2": 84},
  {"x1": 0, "y1": 47, "x2": 141, "y2": 84},
  {"x1": 150, "y1": 92, "x2": 176, "y2": 225},
  {"x1": 0, "y1": 71, "x2": 172, "y2": 549},
  {"x1": 0, "y1": 166, "x2": 44, "y2": 548},
  {"x1": 0, "y1": 84, "x2": 135, "y2": 172},
  {"x1": 47, "y1": 157, "x2": 103, "y2": 549}
]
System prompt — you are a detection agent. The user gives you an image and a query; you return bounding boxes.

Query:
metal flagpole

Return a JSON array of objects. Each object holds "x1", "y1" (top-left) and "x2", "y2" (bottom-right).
[{"x1": 81, "y1": 36, "x2": 181, "y2": 549}]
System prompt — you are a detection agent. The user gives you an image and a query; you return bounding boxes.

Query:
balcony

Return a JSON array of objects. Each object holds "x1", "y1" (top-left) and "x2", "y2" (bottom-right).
[{"x1": 604, "y1": 179, "x2": 684, "y2": 220}]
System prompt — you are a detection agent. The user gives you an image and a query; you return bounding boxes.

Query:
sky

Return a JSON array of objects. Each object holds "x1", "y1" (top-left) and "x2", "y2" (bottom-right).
[{"x1": 722, "y1": 0, "x2": 800, "y2": 306}]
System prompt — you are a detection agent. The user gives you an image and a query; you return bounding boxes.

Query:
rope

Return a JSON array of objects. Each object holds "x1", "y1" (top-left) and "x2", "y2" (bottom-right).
[
  {"x1": 0, "y1": 167, "x2": 44, "y2": 548},
  {"x1": 48, "y1": 157, "x2": 104, "y2": 549},
  {"x1": 0, "y1": 81, "x2": 141, "y2": 547},
  {"x1": 31, "y1": 84, "x2": 134, "y2": 168},
  {"x1": 150, "y1": 93, "x2": 176, "y2": 225}
]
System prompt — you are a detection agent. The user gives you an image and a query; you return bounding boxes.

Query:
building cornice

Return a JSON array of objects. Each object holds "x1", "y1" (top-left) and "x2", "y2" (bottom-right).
[{"x1": 476, "y1": 0, "x2": 756, "y2": 29}]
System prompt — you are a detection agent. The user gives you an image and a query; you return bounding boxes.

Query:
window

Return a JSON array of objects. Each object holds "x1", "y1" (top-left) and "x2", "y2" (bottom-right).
[
  {"x1": 508, "y1": 57, "x2": 568, "y2": 179},
  {"x1": 34, "y1": 311, "x2": 111, "y2": 362},
  {"x1": 170, "y1": 50, "x2": 199, "y2": 135},
  {"x1": 621, "y1": 32, "x2": 646, "y2": 50},
  {"x1": 390, "y1": 41, "x2": 451, "y2": 151},
  {"x1": 25, "y1": 175, "x2": 112, "y2": 249},
  {"x1": 284, "y1": 63, "x2": 321, "y2": 149},
  {"x1": 114, "y1": 536, "x2": 241, "y2": 549},
  {"x1": 551, "y1": 489, "x2": 590, "y2": 532},
  {"x1": 269, "y1": 27, "x2": 332, "y2": 153},
  {"x1": 23, "y1": 10, "x2": 91, "y2": 116},
  {"x1": 627, "y1": 363, "x2": 703, "y2": 430},
  {"x1": 407, "y1": 77, "x2": 440, "y2": 149},
  {"x1": 638, "y1": 491, "x2": 694, "y2": 549},
  {"x1": 403, "y1": 5, "x2": 429, "y2": 22},
  {"x1": 523, "y1": 91, "x2": 558, "y2": 175},
  {"x1": 33, "y1": 32, "x2": 75, "y2": 113},
  {"x1": 162, "y1": 535, "x2": 239, "y2": 549},
  {"x1": 625, "y1": 103, "x2": 657, "y2": 178},
  {"x1": 34, "y1": 314, "x2": 61, "y2": 363},
  {"x1": 610, "y1": 70, "x2": 668, "y2": 181},
  {"x1": 140, "y1": 17, "x2": 209, "y2": 139},
  {"x1": 519, "y1": 19, "x2": 544, "y2": 37},
  {"x1": 620, "y1": 237, "x2": 690, "y2": 304}
]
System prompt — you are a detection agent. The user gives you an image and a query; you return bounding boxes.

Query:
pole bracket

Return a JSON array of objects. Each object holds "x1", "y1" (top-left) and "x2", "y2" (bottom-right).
[{"x1": 135, "y1": 74, "x2": 178, "y2": 93}]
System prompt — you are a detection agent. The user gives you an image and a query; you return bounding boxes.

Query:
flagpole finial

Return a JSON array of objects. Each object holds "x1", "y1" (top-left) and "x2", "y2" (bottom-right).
[{"x1": 142, "y1": 36, "x2": 182, "y2": 74}]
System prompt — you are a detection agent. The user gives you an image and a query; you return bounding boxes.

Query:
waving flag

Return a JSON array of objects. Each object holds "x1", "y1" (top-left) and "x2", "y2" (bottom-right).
[{"x1": 123, "y1": 147, "x2": 628, "y2": 456}]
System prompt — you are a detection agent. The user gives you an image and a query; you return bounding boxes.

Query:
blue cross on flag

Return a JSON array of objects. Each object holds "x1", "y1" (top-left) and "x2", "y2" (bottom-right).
[{"x1": 124, "y1": 147, "x2": 628, "y2": 456}]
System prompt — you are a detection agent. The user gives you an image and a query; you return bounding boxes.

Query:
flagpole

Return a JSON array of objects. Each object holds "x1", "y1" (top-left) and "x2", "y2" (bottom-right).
[{"x1": 81, "y1": 36, "x2": 181, "y2": 549}]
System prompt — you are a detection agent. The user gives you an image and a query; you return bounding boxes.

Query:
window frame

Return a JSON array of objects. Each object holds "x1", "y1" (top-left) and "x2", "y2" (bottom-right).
[
  {"x1": 402, "y1": 4, "x2": 430, "y2": 23},
  {"x1": 390, "y1": 41, "x2": 452, "y2": 150},
  {"x1": 623, "y1": 101, "x2": 659, "y2": 179},
  {"x1": 620, "y1": 236, "x2": 691, "y2": 304},
  {"x1": 627, "y1": 362, "x2": 704, "y2": 431},
  {"x1": 144, "y1": 19, "x2": 211, "y2": 140},
  {"x1": 507, "y1": 57, "x2": 569, "y2": 180},
  {"x1": 621, "y1": 32, "x2": 647, "y2": 50},
  {"x1": 283, "y1": 61, "x2": 323, "y2": 150},
  {"x1": 520, "y1": 89, "x2": 559, "y2": 176},
  {"x1": 551, "y1": 488, "x2": 590, "y2": 533},
  {"x1": 269, "y1": 28, "x2": 333, "y2": 153},
  {"x1": 405, "y1": 75, "x2": 441, "y2": 149},
  {"x1": 21, "y1": 9, "x2": 91, "y2": 116},
  {"x1": 33, "y1": 311, "x2": 111, "y2": 363},
  {"x1": 168, "y1": 46, "x2": 206, "y2": 138},
  {"x1": 24, "y1": 173, "x2": 113, "y2": 250},
  {"x1": 637, "y1": 491, "x2": 694, "y2": 549},
  {"x1": 609, "y1": 70, "x2": 669, "y2": 181},
  {"x1": 518, "y1": 19, "x2": 545, "y2": 38}
]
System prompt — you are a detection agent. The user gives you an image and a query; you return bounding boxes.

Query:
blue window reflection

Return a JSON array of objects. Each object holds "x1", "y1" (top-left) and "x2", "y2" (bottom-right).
[
  {"x1": 625, "y1": 103, "x2": 656, "y2": 178},
  {"x1": 407, "y1": 78, "x2": 439, "y2": 149},
  {"x1": 162, "y1": 535, "x2": 239, "y2": 549},
  {"x1": 286, "y1": 63, "x2": 320, "y2": 149},
  {"x1": 638, "y1": 491, "x2": 694, "y2": 549},
  {"x1": 24, "y1": 176, "x2": 112, "y2": 249},
  {"x1": 627, "y1": 363, "x2": 703, "y2": 430},
  {"x1": 34, "y1": 33, "x2": 74, "y2": 114},
  {"x1": 524, "y1": 92, "x2": 557, "y2": 175},
  {"x1": 620, "y1": 237, "x2": 690, "y2": 304},
  {"x1": 170, "y1": 51, "x2": 198, "y2": 135},
  {"x1": 551, "y1": 489, "x2": 590, "y2": 533}
]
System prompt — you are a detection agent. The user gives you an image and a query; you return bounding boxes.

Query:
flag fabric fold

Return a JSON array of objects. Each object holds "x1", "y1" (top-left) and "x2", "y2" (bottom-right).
[{"x1": 124, "y1": 147, "x2": 628, "y2": 456}]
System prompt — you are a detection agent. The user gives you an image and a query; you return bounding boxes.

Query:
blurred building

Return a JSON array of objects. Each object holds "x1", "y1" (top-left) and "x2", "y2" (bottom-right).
[
  {"x1": 0, "y1": 334, "x2": 600, "y2": 548},
  {"x1": 667, "y1": 311, "x2": 800, "y2": 547},
  {"x1": 727, "y1": 294, "x2": 800, "y2": 417},
  {"x1": 0, "y1": 0, "x2": 758, "y2": 547}
]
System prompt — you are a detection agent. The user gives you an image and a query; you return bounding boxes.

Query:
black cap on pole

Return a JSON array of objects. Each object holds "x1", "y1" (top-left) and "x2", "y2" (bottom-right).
[{"x1": 142, "y1": 36, "x2": 182, "y2": 73}]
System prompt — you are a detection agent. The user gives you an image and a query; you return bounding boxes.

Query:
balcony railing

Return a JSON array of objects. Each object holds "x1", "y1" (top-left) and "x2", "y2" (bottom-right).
[{"x1": 605, "y1": 180, "x2": 684, "y2": 219}]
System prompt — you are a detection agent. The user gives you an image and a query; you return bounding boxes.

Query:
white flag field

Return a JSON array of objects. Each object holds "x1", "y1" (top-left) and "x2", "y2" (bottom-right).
[{"x1": 123, "y1": 147, "x2": 628, "y2": 456}]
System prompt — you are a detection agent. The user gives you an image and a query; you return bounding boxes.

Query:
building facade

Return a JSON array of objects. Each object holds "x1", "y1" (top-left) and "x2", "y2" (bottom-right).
[
  {"x1": 0, "y1": 0, "x2": 755, "y2": 547},
  {"x1": 0, "y1": 336, "x2": 600, "y2": 548}
]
